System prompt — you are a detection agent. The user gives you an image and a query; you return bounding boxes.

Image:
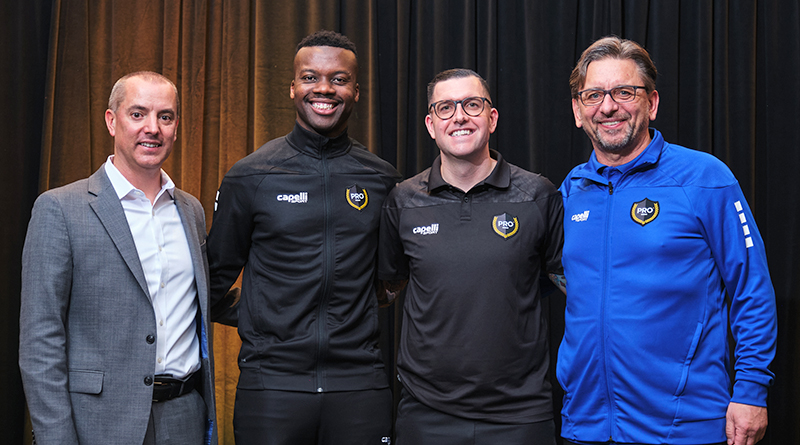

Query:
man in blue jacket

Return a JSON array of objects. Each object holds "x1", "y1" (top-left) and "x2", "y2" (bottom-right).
[{"x1": 558, "y1": 36, "x2": 777, "y2": 445}]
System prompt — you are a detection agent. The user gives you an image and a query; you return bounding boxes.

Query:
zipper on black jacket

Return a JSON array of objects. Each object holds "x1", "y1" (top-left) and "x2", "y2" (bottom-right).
[{"x1": 315, "y1": 150, "x2": 334, "y2": 392}]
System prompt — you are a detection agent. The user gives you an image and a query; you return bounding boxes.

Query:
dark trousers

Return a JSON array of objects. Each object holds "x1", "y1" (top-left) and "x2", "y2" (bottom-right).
[
  {"x1": 395, "y1": 388, "x2": 557, "y2": 445},
  {"x1": 144, "y1": 389, "x2": 206, "y2": 445},
  {"x1": 234, "y1": 388, "x2": 392, "y2": 445}
]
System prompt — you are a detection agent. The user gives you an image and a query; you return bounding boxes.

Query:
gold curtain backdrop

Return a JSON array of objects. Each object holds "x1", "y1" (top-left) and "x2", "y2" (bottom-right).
[
  {"x1": 13, "y1": 0, "x2": 799, "y2": 444},
  {"x1": 40, "y1": 0, "x2": 389, "y2": 198},
  {"x1": 40, "y1": 1, "x2": 386, "y2": 442}
]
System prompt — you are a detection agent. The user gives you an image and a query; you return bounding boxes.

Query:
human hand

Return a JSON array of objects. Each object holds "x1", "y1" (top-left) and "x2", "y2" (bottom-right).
[
  {"x1": 726, "y1": 402, "x2": 767, "y2": 445},
  {"x1": 377, "y1": 280, "x2": 407, "y2": 307}
]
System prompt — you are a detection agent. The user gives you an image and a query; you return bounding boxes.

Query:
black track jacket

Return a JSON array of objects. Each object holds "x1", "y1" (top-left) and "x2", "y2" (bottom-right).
[{"x1": 208, "y1": 123, "x2": 402, "y2": 393}]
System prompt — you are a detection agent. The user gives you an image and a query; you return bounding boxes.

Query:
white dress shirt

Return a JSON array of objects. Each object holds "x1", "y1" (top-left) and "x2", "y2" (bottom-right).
[{"x1": 104, "y1": 156, "x2": 201, "y2": 379}]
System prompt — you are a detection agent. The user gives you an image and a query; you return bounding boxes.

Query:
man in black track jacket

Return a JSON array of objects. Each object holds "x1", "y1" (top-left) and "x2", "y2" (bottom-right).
[{"x1": 207, "y1": 30, "x2": 401, "y2": 445}]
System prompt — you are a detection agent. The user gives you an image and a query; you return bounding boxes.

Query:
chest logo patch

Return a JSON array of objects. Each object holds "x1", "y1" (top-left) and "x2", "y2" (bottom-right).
[
  {"x1": 276, "y1": 192, "x2": 309, "y2": 203},
  {"x1": 631, "y1": 198, "x2": 659, "y2": 226},
  {"x1": 492, "y1": 213, "x2": 519, "y2": 239},
  {"x1": 412, "y1": 223, "x2": 439, "y2": 235},
  {"x1": 346, "y1": 184, "x2": 368, "y2": 210}
]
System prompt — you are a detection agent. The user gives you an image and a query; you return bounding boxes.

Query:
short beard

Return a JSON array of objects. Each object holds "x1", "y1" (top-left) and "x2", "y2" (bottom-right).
[{"x1": 589, "y1": 117, "x2": 647, "y2": 154}]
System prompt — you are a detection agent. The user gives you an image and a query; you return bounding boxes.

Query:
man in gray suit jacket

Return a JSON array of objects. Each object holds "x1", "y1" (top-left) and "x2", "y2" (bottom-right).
[{"x1": 19, "y1": 71, "x2": 217, "y2": 445}]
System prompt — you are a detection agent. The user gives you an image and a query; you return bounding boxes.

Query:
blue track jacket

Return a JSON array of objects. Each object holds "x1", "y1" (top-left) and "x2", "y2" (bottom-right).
[{"x1": 558, "y1": 129, "x2": 777, "y2": 444}]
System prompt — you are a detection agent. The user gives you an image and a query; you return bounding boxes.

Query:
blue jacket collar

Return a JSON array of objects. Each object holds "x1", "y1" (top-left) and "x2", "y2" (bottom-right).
[{"x1": 574, "y1": 128, "x2": 665, "y2": 182}]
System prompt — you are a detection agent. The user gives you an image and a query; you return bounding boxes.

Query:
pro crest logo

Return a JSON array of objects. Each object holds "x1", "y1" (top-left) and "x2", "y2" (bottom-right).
[
  {"x1": 346, "y1": 184, "x2": 368, "y2": 210},
  {"x1": 631, "y1": 198, "x2": 659, "y2": 226},
  {"x1": 492, "y1": 213, "x2": 519, "y2": 239}
]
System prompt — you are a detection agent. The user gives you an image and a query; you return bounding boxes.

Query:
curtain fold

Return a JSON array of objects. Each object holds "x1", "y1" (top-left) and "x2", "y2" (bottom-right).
[{"x1": 6, "y1": 0, "x2": 798, "y2": 443}]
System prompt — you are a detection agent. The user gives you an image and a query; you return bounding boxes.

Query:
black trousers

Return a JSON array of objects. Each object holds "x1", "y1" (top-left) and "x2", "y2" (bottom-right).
[
  {"x1": 234, "y1": 387, "x2": 392, "y2": 445},
  {"x1": 395, "y1": 388, "x2": 557, "y2": 445}
]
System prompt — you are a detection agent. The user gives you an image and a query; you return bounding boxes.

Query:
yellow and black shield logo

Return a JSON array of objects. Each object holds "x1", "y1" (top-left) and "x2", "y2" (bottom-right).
[
  {"x1": 492, "y1": 213, "x2": 519, "y2": 239},
  {"x1": 346, "y1": 184, "x2": 368, "y2": 211},
  {"x1": 631, "y1": 198, "x2": 659, "y2": 226}
]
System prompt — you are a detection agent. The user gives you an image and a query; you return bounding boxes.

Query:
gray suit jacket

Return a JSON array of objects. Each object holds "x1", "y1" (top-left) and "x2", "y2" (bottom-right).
[{"x1": 19, "y1": 167, "x2": 218, "y2": 445}]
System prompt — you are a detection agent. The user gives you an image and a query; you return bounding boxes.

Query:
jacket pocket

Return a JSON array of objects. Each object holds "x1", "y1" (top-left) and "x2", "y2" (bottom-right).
[
  {"x1": 68, "y1": 370, "x2": 104, "y2": 394},
  {"x1": 674, "y1": 321, "x2": 704, "y2": 396}
]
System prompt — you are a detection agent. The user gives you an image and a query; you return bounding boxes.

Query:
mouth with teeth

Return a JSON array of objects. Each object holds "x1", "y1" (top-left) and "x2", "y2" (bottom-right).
[
  {"x1": 138, "y1": 142, "x2": 161, "y2": 148},
  {"x1": 595, "y1": 111, "x2": 630, "y2": 130},
  {"x1": 450, "y1": 129, "x2": 473, "y2": 137},
  {"x1": 311, "y1": 101, "x2": 338, "y2": 114}
]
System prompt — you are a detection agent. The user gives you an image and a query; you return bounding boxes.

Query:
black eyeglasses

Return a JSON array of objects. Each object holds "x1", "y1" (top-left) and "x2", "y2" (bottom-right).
[
  {"x1": 576, "y1": 85, "x2": 647, "y2": 106},
  {"x1": 429, "y1": 97, "x2": 492, "y2": 120}
]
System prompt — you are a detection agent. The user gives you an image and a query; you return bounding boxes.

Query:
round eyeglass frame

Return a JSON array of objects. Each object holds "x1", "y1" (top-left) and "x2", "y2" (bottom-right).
[{"x1": 428, "y1": 96, "x2": 492, "y2": 120}]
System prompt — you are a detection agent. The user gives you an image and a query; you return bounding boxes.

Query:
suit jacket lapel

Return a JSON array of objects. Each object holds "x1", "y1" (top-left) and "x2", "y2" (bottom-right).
[
  {"x1": 87, "y1": 168, "x2": 151, "y2": 300},
  {"x1": 173, "y1": 190, "x2": 208, "y2": 314}
]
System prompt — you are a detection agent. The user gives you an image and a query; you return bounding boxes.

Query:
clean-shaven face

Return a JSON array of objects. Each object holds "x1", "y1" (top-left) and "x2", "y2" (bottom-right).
[
  {"x1": 425, "y1": 76, "x2": 498, "y2": 163},
  {"x1": 290, "y1": 46, "x2": 359, "y2": 138},
  {"x1": 105, "y1": 76, "x2": 179, "y2": 178}
]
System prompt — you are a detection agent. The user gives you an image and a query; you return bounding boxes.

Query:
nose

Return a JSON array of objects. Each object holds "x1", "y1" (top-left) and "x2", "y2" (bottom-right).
[
  {"x1": 313, "y1": 78, "x2": 336, "y2": 95},
  {"x1": 452, "y1": 102, "x2": 469, "y2": 122},
  {"x1": 142, "y1": 114, "x2": 160, "y2": 134},
  {"x1": 598, "y1": 92, "x2": 620, "y2": 114}
]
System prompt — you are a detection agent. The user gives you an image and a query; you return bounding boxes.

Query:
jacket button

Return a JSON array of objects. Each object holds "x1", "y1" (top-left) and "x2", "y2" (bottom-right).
[
  {"x1": 146, "y1": 335, "x2": 155, "y2": 344},
  {"x1": 144, "y1": 376, "x2": 153, "y2": 386}
]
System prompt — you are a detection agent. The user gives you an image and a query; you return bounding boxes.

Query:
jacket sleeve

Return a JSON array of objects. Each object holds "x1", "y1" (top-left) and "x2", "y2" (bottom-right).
[
  {"x1": 207, "y1": 174, "x2": 257, "y2": 326},
  {"x1": 19, "y1": 192, "x2": 81, "y2": 445},
  {"x1": 378, "y1": 189, "x2": 408, "y2": 283},
  {"x1": 697, "y1": 182, "x2": 777, "y2": 407}
]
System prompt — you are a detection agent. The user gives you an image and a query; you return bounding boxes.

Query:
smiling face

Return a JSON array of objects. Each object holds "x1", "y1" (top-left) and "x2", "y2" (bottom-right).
[
  {"x1": 425, "y1": 76, "x2": 498, "y2": 163},
  {"x1": 104, "y1": 76, "x2": 178, "y2": 181},
  {"x1": 290, "y1": 46, "x2": 359, "y2": 138},
  {"x1": 572, "y1": 57, "x2": 659, "y2": 166}
]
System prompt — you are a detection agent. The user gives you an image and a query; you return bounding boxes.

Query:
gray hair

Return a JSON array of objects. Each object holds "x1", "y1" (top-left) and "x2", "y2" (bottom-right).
[
  {"x1": 570, "y1": 36, "x2": 658, "y2": 98},
  {"x1": 108, "y1": 71, "x2": 180, "y2": 116}
]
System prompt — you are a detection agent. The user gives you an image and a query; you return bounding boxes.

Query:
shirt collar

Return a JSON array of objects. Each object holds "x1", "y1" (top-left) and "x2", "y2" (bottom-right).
[
  {"x1": 104, "y1": 155, "x2": 175, "y2": 200},
  {"x1": 428, "y1": 149, "x2": 510, "y2": 193}
]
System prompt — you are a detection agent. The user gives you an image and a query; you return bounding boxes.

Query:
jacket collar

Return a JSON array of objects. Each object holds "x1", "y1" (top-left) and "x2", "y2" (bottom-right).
[
  {"x1": 428, "y1": 149, "x2": 510, "y2": 193},
  {"x1": 285, "y1": 122, "x2": 352, "y2": 159},
  {"x1": 574, "y1": 128, "x2": 665, "y2": 182}
]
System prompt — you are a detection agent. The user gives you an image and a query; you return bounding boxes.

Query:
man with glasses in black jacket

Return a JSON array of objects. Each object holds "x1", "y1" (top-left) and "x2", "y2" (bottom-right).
[{"x1": 379, "y1": 68, "x2": 566, "y2": 445}]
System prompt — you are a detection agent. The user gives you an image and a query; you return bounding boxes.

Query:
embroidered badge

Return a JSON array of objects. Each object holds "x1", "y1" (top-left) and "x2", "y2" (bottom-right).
[
  {"x1": 492, "y1": 213, "x2": 519, "y2": 239},
  {"x1": 631, "y1": 198, "x2": 659, "y2": 226},
  {"x1": 346, "y1": 184, "x2": 368, "y2": 210}
]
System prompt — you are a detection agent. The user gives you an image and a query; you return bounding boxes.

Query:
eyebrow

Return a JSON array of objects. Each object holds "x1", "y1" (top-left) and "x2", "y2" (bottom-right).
[
  {"x1": 126, "y1": 104, "x2": 176, "y2": 115},
  {"x1": 299, "y1": 69, "x2": 352, "y2": 77}
]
